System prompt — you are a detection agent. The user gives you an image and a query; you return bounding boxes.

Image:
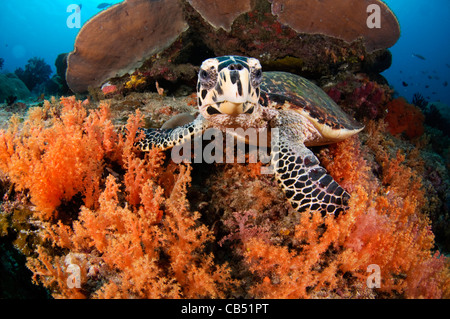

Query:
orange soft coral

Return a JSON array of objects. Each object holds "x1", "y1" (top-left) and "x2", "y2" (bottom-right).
[
  {"x1": 2, "y1": 96, "x2": 448, "y2": 299},
  {"x1": 385, "y1": 97, "x2": 425, "y2": 139},
  {"x1": 242, "y1": 135, "x2": 449, "y2": 299},
  {"x1": 0, "y1": 96, "x2": 118, "y2": 219},
  {"x1": 325, "y1": 136, "x2": 448, "y2": 298},
  {"x1": 30, "y1": 165, "x2": 235, "y2": 298},
  {"x1": 244, "y1": 212, "x2": 344, "y2": 298},
  {"x1": 17, "y1": 98, "x2": 235, "y2": 298}
]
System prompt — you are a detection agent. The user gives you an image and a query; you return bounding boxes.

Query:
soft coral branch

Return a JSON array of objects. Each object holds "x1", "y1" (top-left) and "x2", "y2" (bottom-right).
[
  {"x1": 244, "y1": 134, "x2": 449, "y2": 298},
  {"x1": 0, "y1": 97, "x2": 118, "y2": 218}
]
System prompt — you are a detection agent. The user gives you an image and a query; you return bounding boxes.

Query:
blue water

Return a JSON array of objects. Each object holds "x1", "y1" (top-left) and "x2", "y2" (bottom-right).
[
  {"x1": 0, "y1": 0, "x2": 449, "y2": 105},
  {"x1": 0, "y1": 0, "x2": 122, "y2": 73},
  {"x1": 382, "y1": 0, "x2": 450, "y2": 105}
]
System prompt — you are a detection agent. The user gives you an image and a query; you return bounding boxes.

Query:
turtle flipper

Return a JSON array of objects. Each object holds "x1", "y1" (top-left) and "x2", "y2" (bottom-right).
[
  {"x1": 271, "y1": 129, "x2": 349, "y2": 216},
  {"x1": 137, "y1": 116, "x2": 205, "y2": 151}
]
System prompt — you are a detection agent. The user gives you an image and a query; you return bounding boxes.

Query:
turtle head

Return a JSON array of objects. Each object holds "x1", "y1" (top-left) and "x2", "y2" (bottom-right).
[{"x1": 197, "y1": 56, "x2": 263, "y2": 127}]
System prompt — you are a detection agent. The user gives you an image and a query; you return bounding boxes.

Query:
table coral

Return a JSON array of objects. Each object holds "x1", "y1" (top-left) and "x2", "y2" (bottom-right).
[
  {"x1": 66, "y1": 0, "x2": 399, "y2": 93},
  {"x1": 269, "y1": 0, "x2": 400, "y2": 52},
  {"x1": 66, "y1": 0, "x2": 188, "y2": 93}
]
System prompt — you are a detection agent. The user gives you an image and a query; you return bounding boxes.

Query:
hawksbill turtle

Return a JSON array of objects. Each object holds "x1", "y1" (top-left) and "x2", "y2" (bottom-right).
[{"x1": 137, "y1": 55, "x2": 363, "y2": 215}]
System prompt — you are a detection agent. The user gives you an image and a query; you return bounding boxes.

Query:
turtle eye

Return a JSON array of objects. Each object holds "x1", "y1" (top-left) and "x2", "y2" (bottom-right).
[
  {"x1": 199, "y1": 69, "x2": 209, "y2": 81},
  {"x1": 198, "y1": 67, "x2": 218, "y2": 90},
  {"x1": 251, "y1": 68, "x2": 263, "y2": 87}
]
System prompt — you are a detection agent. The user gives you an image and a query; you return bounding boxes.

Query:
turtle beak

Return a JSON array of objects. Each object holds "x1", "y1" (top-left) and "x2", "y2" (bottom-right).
[
  {"x1": 207, "y1": 101, "x2": 255, "y2": 116},
  {"x1": 219, "y1": 101, "x2": 244, "y2": 115},
  {"x1": 213, "y1": 64, "x2": 251, "y2": 115}
]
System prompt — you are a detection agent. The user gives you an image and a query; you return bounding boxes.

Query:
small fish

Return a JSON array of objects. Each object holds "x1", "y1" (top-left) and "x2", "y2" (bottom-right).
[
  {"x1": 446, "y1": 64, "x2": 450, "y2": 68},
  {"x1": 97, "y1": 3, "x2": 112, "y2": 9},
  {"x1": 425, "y1": 85, "x2": 429, "y2": 88},
  {"x1": 428, "y1": 75, "x2": 433, "y2": 79},
  {"x1": 402, "y1": 81, "x2": 408, "y2": 87},
  {"x1": 79, "y1": 4, "x2": 82, "y2": 10},
  {"x1": 412, "y1": 53, "x2": 426, "y2": 60},
  {"x1": 444, "y1": 81, "x2": 448, "y2": 87}
]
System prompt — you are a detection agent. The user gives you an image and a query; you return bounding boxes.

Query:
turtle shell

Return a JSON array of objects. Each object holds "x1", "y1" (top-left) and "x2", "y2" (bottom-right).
[{"x1": 260, "y1": 71, "x2": 363, "y2": 142}]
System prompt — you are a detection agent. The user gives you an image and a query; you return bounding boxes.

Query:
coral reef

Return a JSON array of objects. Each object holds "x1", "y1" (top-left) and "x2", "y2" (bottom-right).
[
  {"x1": 5, "y1": 96, "x2": 17, "y2": 106},
  {"x1": 51, "y1": 53, "x2": 71, "y2": 96},
  {"x1": 412, "y1": 94, "x2": 450, "y2": 133},
  {"x1": 66, "y1": 0, "x2": 399, "y2": 93},
  {"x1": 412, "y1": 92, "x2": 428, "y2": 110},
  {"x1": 1, "y1": 0, "x2": 449, "y2": 299},
  {"x1": 206, "y1": 131, "x2": 450, "y2": 298},
  {"x1": 14, "y1": 57, "x2": 52, "y2": 92},
  {"x1": 1, "y1": 59, "x2": 450, "y2": 299},
  {"x1": 416, "y1": 100, "x2": 450, "y2": 138},
  {"x1": 0, "y1": 97, "x2": 235, "y2": 298}
]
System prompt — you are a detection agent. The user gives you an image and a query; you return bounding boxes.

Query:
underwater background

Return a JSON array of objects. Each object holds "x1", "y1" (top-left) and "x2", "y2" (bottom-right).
[
  {"x1": 0, "y1": 0, "x2": 449, "y2": 300},
  {"x1": 0, "y1": 0, "x2": 449, "y2": 105}
]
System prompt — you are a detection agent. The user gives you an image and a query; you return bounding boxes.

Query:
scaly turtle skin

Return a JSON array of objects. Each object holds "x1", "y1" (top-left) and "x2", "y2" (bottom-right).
[{"x1": 138, "y1": 56, "x2": 363, "y2": 215}]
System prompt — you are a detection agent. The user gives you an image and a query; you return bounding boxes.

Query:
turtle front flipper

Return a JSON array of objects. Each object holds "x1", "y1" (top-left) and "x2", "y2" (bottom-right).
[
  {"x1": 271, "y1": 129, "x2": 349, "y2": 216},
  {"x1": 138, "y1": 116, "x2": 205, "y2": 151}
]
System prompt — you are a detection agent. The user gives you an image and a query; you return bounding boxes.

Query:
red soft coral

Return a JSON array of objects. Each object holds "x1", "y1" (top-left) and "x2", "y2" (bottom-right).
[{"x1": 385, "y1": 97, "x2": 425, "y2": 139}]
